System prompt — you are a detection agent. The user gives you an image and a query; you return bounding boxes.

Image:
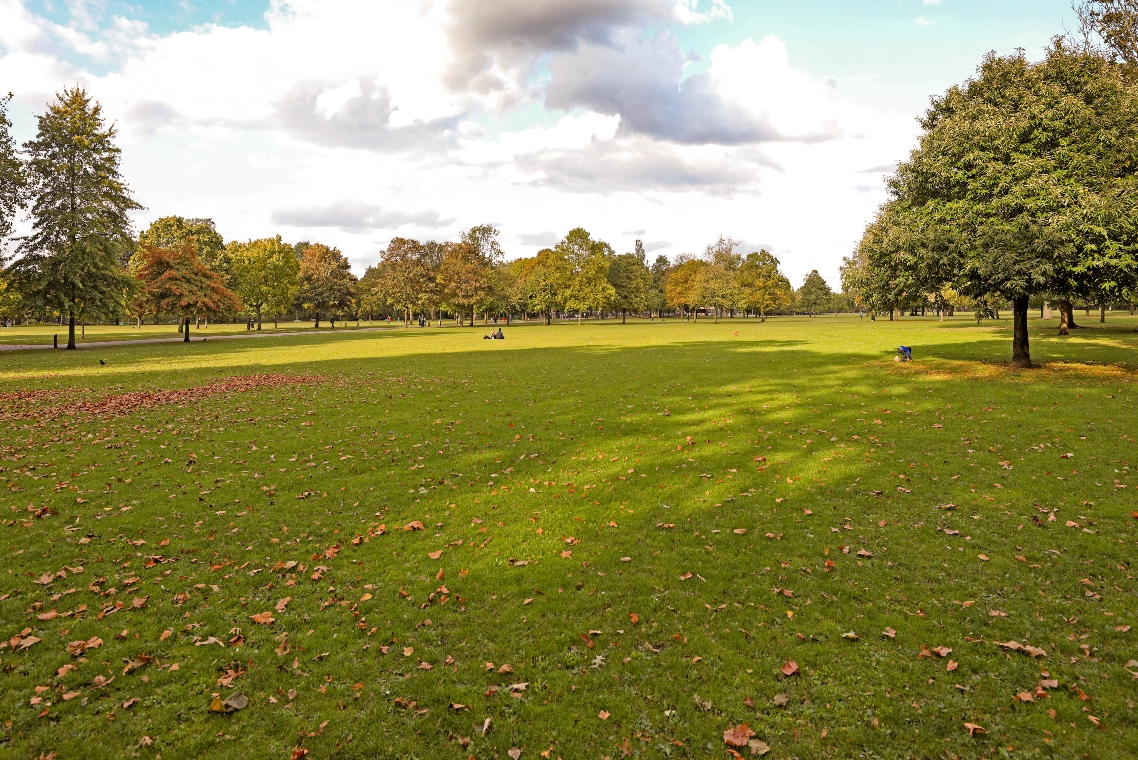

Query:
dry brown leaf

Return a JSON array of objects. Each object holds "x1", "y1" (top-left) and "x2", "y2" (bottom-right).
[
  {"x1": 723, "y1": 723, "x2": 756, "y2": 747},
  {"x1": 249, "y1": 612, "x2": 275, "y2": 625}
]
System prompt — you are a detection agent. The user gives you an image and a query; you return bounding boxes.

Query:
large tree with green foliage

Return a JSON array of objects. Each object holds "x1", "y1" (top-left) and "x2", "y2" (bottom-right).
[
  {"x1": 796, "y1": 270, "x2": 833, "y2": 316},
  {"x1": 297, "y1": 243, "x2": 357, "y2": 328},
  {"x1": 0, "y1": 93, "x2": 24, "y2": 254},
  {"x1": 229, "y1": 236, "x2": 300, "y2": 329},
  {"x1": 851, "y1": 42, "x2": 1138, "y2": 366},
  {"x1": 7, "y1": 88, "x2": 141, "y2": 348},
  {"x1": 737, "y1": 250, "x2": 792, "y2": 320},
  {"x1": 557, "y1": 228, "x2": 615, "y2": 324},
  {"x1": 607, "y1": 242, "x2": 651, "y2": 323},
  {"x1": 690, "y1": 264, "x2": 740, "y2": 322}
]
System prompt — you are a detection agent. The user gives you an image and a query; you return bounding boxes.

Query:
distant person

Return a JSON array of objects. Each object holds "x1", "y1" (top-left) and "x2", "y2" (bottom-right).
[
  {"x1": 418, "y1": 315, "x2": 426, "y2": 327},
  {"x1": 495, "y1": 328, "x2": 504, "y2": 339}
]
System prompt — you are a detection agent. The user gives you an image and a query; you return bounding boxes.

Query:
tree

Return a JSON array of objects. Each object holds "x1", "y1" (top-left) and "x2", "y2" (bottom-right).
[
  {"x1": 1076, "y1": 0, "x2": 1138, "y2": 65},
  {"x1": 135, "y1": 243, "x2": 240, "y2": 340},
  {"x1": 439, "y1": 241, "x2": 491, "y2": 326},
  {"x1": 557, "y1": 228, "x2": 615, "y2": 323},
  {"x1": 518, "y1": 248, "x2": 570, "y2": 324},
  {"x1": 690, "y1": 264, "x2": 740, "y2": 322},
  {"x1": 607, "y1": 246, "x2": 651, "y2": 323},
  {"x1": 796, "y1": 270, "x2": 833, "y2": 316},
  {"x1": 230, "y1": 236, "x2": 300, "y2": 329},
  {"x1": 737, "y1": 250, "x2": 792, "y2": 320},
  {"x1": 296, "y1": 243, "x2": 357, "y2": 328},
  {"x1": 853, "y1": 43, "x2": 1138, "y2": 365},
  {"x1": 704, "y1": 235, "x2": 742, "y2": 271},
  {"x1": 647, "y1": 254, "x2": 669, "y2": 318},
  {"x1": 140, "y1": 217, "x2": 229, "y2": 287},
  {"x1": 374, "y1": 237, "x2": 433, "y2": 326},
  {"x1": 0, "y1": 93, "x2": 24, "y2": 254},
  {"x1": 665, "y1": 258, "x2": 705, "y2": 319},
  {"x1": 7, "y1": 88, "x2": 141, "y2": 348}
]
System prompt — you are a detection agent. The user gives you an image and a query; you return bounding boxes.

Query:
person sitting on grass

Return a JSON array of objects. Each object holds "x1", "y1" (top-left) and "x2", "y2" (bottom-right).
[{"x1": 495, "y1": 328, "x2": 504, "y2": 339}]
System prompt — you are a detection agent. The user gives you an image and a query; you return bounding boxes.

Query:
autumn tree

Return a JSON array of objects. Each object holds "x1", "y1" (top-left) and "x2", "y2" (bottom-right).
[
  {"x1": 139, "y1": 216, "x2": 228, "y2": 285},
  {"x1": 366, "y1": 237, "x2": 433, "y2": 326},
  {"x1": 135, "y1": 243, "x2": 240, "y2": 341},
  {"x1": 518, "y1": 248, "x2": 570, "y2": 324},
  {"x1": 690, "y1": 264, "x2": 741, "y2": 322},
  {"x1": 7, "y1": 88, "x2": 140, "y2": 348},
  {"x1": 229, "y1": 236, "x2": 300, "y2": 329},
  {"x1": 297, "y1": 243, "x2": 357, "y2": 328},
  {"x1": 665, "y1": 258, "x2": 705, "y2": 319},
  {"x1": 438, "y1": 226, "x2": 501, "y2": 326},
  {"x1": 737, "y1": 250, "x2": 792, "y2": 320}
]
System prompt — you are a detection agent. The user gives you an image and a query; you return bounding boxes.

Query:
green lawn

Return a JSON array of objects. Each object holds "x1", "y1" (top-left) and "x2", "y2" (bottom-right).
[{"x1": 1, "y1": 315, "x2": 1136, "y2": 759}]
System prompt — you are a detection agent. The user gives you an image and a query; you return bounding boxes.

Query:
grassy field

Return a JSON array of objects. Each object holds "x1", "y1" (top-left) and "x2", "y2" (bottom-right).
[{"x1": 1, "y1": 315, "x2": 1136, "y2": 759}]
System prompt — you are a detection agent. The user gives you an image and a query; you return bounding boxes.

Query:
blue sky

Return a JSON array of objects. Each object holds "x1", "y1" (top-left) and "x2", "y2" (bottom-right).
[{"x1": 0, "y1": 0, "x2": 1081, "y2": 282}]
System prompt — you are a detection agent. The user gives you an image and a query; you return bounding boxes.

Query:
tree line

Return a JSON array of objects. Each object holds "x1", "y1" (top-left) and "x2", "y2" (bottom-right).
[
  {"x1": 0, "y1": 87, "x2": 854, "y2": 348},
  {"x1": 841, "y1": 1, "x2": 1138, "y2": 367}
]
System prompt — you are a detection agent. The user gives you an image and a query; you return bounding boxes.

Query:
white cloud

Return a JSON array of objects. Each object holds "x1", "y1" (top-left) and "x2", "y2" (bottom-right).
[
  {"x1": 0, "y1": 0, "x2": 919, "y2": 284},
  {"x1": 915, "y1": 16, "x2": 936, "y2": 27}
]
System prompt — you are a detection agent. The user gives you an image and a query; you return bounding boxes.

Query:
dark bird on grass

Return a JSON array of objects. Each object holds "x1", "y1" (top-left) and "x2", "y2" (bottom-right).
[{"x1": 99, "y1": 359, "x2": 105, "y2": 365}]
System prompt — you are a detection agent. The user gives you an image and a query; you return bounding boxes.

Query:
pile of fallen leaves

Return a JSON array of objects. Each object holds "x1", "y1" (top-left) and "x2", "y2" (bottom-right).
[{"x1": 0, "y1": 374, "x2": 319, "y2": 421}]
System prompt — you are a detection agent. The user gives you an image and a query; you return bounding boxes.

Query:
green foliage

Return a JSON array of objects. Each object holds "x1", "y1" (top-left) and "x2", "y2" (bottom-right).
[
  {"x1": 557, "y1": 228, "x2": 616, "y2": 320},
  {"x1": 229, "y1": 236, "x2": 300, "y2": 327},
  {"x1": 0, "y1": 93, "x2": 24, "y2": 253},
  {"x1": 737, "y1": 250, "x2": 793, "y2": 319},
  {"x1": 690, "y1": 263, "x2": 741, "y2": 320},
  {"x1": 296, "y1": 243, "x2": 357, "y2": 324},
  {"x1": 7, "y1": 88, "x2": 140, "y2": 340},
  {"x1": 606, "y1": 251, "x2": 651, "y2": 318},
  {"x1": 796, "y1": 269, "x2": 833, "y2": 315}
]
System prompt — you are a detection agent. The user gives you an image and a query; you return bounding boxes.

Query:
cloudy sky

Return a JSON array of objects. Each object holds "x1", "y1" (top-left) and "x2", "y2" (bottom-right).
[{"x1": 1, "y1": 0, "x2": 1076, "y2": 283}]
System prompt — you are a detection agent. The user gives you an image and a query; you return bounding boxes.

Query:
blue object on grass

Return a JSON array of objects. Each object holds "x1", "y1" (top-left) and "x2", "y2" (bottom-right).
[{"x1": 897, "y1": 346, "x2": 912, "y2": 361}]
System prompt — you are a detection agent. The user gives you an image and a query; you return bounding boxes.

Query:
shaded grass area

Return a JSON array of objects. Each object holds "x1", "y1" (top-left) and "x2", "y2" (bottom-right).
[{"x1": 1, "y1": 316, "x2": 1136, "y2": 759}]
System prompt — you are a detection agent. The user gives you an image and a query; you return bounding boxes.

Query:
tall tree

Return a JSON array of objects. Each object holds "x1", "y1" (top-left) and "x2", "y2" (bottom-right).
[
  {"x1": 796, "y1": 270, "x2": 833, "y2": 316},
  {"x1": 1076, "y1": 0, "x2": 1138, "y2": 65},
  {"x1": 607, "y1": 251, "x2": 651, "y2": 323},
  {"x1": 140, "y1": 216, "x2": 229, "y2": 286},
  {"x1": 7, "y1": 88, "x2": 141, "y2": 348},
  {"x1": 854, "y1": 43, "x2": 1138, "y2": 364},
  {"x1": 375, "y1": 237, "x2": 433, "y2": 326},
  {"x1": 0, "y1": 93, "x2": 24, "y2": 254},
  {"x1": 557, "y1": 228, "x2": 615, "y2": 324},
  {"x1": 296, "y1": 243, "x2": 357, "y2": 328},
  {"x1": 229, "y1": 236, "x2": 300, "y2": 329},
  {"x1": 665, "y1": 258, "x2": 705, "y2": 319},
  {"x1": 737, "y1": 250, "x2": 793, "y2": 320},
  {"x1": 690, "y1": 263, "x2": 741, "y2": 322},
  {"x1": 439, "y1": 241, "x2": 491, "y2": 326},
  {"x1": 518, "y1": 247, "x2": 570, "y2": 325},
  {"x1": 134, "y1": 243, "x2": 240, "y2": 340}
]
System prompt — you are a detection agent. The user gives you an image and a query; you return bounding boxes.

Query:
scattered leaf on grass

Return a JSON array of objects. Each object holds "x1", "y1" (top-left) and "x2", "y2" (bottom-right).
[
  {"x1": 723, "y1": 723, "x2": 755, "y2": 747},
  {"x1": 780, "y1": 661, "x2": 799, "y2": 677}
]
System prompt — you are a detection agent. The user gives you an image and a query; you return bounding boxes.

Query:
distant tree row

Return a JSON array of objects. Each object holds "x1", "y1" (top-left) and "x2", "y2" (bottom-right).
[{"x1": 0, "y1": 87, "x2": 854, "y2": 347}]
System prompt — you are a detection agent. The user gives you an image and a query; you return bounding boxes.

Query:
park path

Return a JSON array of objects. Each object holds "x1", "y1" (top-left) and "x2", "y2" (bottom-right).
[{"x1": 0, "y1": 325, "x2": 401, "y2": 352}]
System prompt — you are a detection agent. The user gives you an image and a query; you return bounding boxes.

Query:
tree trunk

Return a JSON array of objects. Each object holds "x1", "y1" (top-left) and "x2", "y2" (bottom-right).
[
  {"x1": 1058, "y1": 301, "x2": 1070, "y2": 335},
  {"x1": 1043, "y1": 301, "x2": 1051, "y2": 320},
  {"x1": 66, "y1": 312, "x2": 76, "y2": 350},
  {"x1": 577, "y1": 311, "x2": 582, "y2": 325},
  {"x1": 314, "y1": 312, "x2": 320, "y2": 329},
  {"x1": 713, "y1": 306, "x2": 719, "y2": 324},
  {"x1": 183, "y1": 316, "x2": 191, "y2": 342},
  {"x1": 256, "y1": 307, "x2": 262, "y2": 331},
  {"x1": 760, "y1": 307, "x2": 766, "y2": 323},
  {"x1": 1099, "y1": 305, "x2": 1106, "y2": 323},
  {"x1": 1011, "y1": 296, "x2": 1031, "y2": 368},
  {"x1": 622, "y1": 310, "x2": 626, "y2": 324}
]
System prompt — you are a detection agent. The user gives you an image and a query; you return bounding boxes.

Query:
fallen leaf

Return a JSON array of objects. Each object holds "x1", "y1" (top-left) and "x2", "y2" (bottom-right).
[
  {"x1": 883, "y1": 628, "x2": 896, "y2": 639},
  {"x1": 404, "y1": 521, "x2": 425, "y2": 531},
  {"x1": 428, "y1": 550, "x2": 443, "y2": 560},
  {"x1": 963, "y1": 721, "x2": 986, "y2": 737},
  {"x1": 210, "y1": 693, "x2": 248, "y2": 713},
  {"x1": 275, "y1": 598, "x2": 291, "y2": 612},
  {"x1": 249, "y1": 612, "x2": 275, "y2": 625},
  {"x1": 598, "y1": 710, "x2": 610, "y2": 720},
  {"x1": 507, "y1": 749, "x2": 522, "y2": 760},
  {"x1": 723, "y1": 723, "x2": 755, "y2": 747},
  {"x1": 772, "y1": 694, "x2": 790, "y2": 707},
  {"x1": 748, "y1": 738, "x2": 771, "y2": 756},
  {"x1": 780, "y1": 660, "x2": 799, "y2": 677},
  {"x1": 946, "y1": 660, "x2": 958, "y2": 672}
]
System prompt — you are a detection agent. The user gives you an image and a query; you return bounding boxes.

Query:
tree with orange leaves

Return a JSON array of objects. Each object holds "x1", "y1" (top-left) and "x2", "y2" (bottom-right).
[{"x1": 134, "y1": 243, "x2": 240, "y2": 342}]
